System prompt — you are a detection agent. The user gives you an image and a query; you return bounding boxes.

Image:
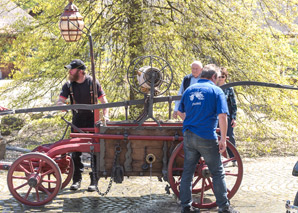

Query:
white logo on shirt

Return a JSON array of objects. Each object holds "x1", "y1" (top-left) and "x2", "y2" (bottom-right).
[{"x1": 189, "y1": 91, "x2": 204, "y2": 101}]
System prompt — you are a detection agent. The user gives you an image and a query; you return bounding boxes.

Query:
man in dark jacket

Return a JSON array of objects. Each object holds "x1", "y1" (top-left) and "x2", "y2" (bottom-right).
[{"x1": 173, "y1": 61, "x2": 203, "y2": 119}]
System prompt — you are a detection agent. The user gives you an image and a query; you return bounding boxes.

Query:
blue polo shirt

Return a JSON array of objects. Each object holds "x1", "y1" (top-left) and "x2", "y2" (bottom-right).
[{"x1": 178, "y1": 79, "x2": 229, "y2": 140}]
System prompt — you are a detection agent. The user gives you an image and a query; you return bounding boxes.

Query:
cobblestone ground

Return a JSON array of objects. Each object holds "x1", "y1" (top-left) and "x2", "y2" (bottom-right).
[{"x1": 0, "y1": 156, "x2": 297, "y2": 213}]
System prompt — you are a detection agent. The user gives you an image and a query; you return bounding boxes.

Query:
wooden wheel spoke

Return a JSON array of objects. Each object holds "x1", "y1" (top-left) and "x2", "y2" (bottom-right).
[
  {"x1": 28, "y1": 160, "x2": 34, "y2": 173},
  {"x1": 41, "y1": 169, "x2": 54, "y2": 177},
  {"x1": 225, "y1": 172, "x2": 238, "y2": 176},
  {"x1": 227, "y1": 187, "x2": 232, "y2": 194},
  {"x1": 39, "y1": 185, "x2": 51, "y2": 196},
  {"x1": 36, "y1": 159, "x2": 43, "y2": 173},
  {"x1": 42, "y1": 179, "x2": 57, "y2": 184},
  {"x1": 35, "y1": 187, "x2": 40, "y2": 202},
  {"x1": 200, "y1": 178, "x2": 206, "y2": 204},
  {"x1": 192, "y1": 176, "x2": 202, "y2": 189},
  {"x1": 14, "y1": 182, "x2": 28, "y2": 190},
  {"x1": 18, "y1": 164, "x2": 30, "y2": 175},
  {"x1": 24, "y1": 186, "x2": 33, "y2": 199},
  {"x1": 222, "y1": 158, "x2": 233, "y2": 164},
  {"x1": 229, "y1": 157, "x2": 237, "y2": 162},
  {"x1": 207, "y1": 178, "x2": 214, "y2": 193},
  {"x1": 12, "y1": 175, "x2": 27, "y2": 180}
]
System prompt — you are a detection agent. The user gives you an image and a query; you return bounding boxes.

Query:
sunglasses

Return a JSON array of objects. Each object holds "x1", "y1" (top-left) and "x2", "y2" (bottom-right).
[{"x1": 218, "y1": 76, "x2": 226, "y2": 79}]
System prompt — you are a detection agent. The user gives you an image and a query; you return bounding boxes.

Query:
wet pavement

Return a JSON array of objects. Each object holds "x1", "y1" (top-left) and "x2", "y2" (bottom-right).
[{"x1": 0, "y1": 156, "x2": 297, "y2": 213}]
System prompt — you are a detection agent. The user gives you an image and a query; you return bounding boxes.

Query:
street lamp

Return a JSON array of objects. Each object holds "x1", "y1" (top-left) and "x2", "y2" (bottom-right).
[
  {"x1": 59, "y1": 0, "x2": 99, "y2": 122},
  {"x1": 59, "y1": 0, "x2": 84, "y2": 42}
]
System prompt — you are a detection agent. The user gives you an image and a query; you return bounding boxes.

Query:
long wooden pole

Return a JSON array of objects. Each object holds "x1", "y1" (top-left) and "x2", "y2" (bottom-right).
[{"x1": 88, "y1": 34, "x2": 100, "y2": 127}]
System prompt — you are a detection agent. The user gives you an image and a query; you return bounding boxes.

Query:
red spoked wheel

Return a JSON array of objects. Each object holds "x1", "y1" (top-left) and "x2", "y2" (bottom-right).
[
  {"x1": 58, "y1": 155, "x2": 74, "y2": 190},
  {"x1": 32, "y1": 144, "x2": 74, "y2": 191},
  {"x1": 39, "y1": 154, "x2": 74, "y2": 192},
  {"x1": 7, "y1": 153, "x2": 62, "y2": 206},
  {"x1": 167, "y1": 142, "x2": 243, "y2": 209}
]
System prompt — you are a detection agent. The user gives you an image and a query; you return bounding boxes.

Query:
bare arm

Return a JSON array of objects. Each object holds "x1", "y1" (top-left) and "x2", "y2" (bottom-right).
[
  {"x1": 56, "y1": 96, "x2": 68, "y2": 112},
  {"x1": 177, "y1": 111, "x2": 186, "y2": 120},
  {"x1": 57, "y1": 96, "x2": 67, "y2": 105},
  {"x1": 99, "y1": 95, "x2": 109, "y2": 120},
  {"x1": 231, "y1": 119, "x2": 237, "y2": 128},
  {"x1": 218, "y1": 113, "x2": 227, "y2": 154},
  {"x1": 0, "y1": 106, "x2": 8, "y2": 111},
  {"x1": 173, "y1": 111, "x2": 178, "y2": 119}
]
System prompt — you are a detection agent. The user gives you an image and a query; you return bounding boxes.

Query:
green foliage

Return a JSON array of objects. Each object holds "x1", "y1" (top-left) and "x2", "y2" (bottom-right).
[
  {"x1": 1, "y1": 0, "x2": 298, "y2": 155},
  {"x1": 0, "y1": 115, "x2": 25, "y2": 135},
  {"x1": 12, "y1": 112, "x2": 71, "y2": 149}
]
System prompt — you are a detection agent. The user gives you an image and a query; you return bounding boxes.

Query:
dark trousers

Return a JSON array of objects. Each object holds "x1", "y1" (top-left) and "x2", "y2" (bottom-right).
[
  {"x1": 71, "y1": 111, "x2": 96, "y2": 183},
  {"x1": 226, "y1": 117, "x2": 236, "y2": 160}
]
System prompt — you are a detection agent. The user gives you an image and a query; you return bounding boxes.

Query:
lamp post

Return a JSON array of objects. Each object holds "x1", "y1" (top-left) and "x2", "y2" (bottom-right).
[{"x1": 59, "y1": 0, "x2": 99, "y2": 123}]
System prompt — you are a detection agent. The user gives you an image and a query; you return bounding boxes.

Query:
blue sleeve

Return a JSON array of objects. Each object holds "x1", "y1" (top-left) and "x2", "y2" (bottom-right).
[{"x1": 216, "y1": 90, "x2": 229, "y2": 115}]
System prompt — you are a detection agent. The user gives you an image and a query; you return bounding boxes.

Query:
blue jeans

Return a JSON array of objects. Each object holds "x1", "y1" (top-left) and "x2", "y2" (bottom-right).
[{"x1": 180, "y1": 129, "x2": 229, "y2": 209}]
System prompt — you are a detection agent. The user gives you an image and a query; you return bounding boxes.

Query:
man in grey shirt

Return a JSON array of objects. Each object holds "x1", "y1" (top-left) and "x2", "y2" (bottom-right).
[{"x1": 173, "y1": 61, "x2": 203, "y2": 119}]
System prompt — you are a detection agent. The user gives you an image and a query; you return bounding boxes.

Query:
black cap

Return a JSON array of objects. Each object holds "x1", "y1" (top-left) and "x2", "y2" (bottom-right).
[{"x1": 64, "y1": 59, "x2": 86, "y2": 70}]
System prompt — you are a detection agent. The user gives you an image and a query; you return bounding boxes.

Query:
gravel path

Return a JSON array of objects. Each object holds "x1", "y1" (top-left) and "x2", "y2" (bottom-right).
[{"x1": 0, "y1": 156, "x2": 297, "y2": 212}]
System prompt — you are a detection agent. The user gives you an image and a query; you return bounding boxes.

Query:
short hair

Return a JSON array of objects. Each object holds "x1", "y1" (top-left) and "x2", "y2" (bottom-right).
[
  {"x1": 190, "y1": 60, "x2": 203, "y2": 68},
  {"x1": 200, "y1": 64, "x2": 220, "y2": 79}
]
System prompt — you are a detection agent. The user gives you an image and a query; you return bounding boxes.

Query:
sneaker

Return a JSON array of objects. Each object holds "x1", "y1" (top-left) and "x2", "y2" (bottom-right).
[
  {"x1": 218, "y1": 205, "x2": 239, "y2": 213},
  {"x1": 181, "y1": 206, "x2": 200, "y2": 213},
  {"x1": 70, "y1": 181, "x2": 81, "y2": 191},
  {"x1": 87, "y1": 184, "x2": 96, "y2": 192}
]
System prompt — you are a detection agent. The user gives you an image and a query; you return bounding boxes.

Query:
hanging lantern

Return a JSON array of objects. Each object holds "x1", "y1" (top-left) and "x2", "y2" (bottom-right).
[{"x1": 59, "y1": 0, "x2": 84, "y2": 42}]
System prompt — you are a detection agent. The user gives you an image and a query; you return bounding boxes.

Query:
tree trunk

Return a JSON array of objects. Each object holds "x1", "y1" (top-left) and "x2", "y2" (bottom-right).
[{"x1": 127, "y1": 0, "x2": 145, "y2": 120}]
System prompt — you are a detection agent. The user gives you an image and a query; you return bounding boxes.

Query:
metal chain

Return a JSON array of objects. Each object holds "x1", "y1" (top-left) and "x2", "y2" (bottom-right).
[{"x1": 90, "y1": 143, "x2": 120, "y2": 196}]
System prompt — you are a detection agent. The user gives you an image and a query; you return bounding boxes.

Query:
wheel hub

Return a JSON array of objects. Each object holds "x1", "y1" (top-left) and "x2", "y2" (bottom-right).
[
  {"x1": 202, "y1": 168, "x2": 211, "y2": 178},
  {"x1": 28, "y1": 173, "x2": 41, "y2": 187}
]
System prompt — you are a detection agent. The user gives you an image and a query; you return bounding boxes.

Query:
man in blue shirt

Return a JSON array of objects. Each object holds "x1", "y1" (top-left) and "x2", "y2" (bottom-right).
[
  {"x1": 173, "y1": 61, "x2": 203, "y2": 119},
  {"x1": 178, "y1": 64, "x2": 238, "y2": 213}
]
